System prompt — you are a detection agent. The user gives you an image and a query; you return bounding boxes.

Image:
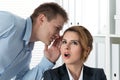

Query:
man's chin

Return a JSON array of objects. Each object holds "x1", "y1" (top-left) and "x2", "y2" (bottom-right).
[
  {"x1": 41, "y1": 40, "x2": 50, "y2": 46},
  {"x1": 46, "y1": 41, "x2": 51, "y2": 46}
]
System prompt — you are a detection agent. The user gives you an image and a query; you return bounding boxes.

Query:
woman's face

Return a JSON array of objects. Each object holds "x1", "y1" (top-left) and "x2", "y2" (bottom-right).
[{"x1": 60, "y1": 31, "x2": 83, "y2": 65}]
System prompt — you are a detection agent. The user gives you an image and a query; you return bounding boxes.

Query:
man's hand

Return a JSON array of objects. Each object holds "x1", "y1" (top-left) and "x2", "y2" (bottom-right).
[{"x1": 44, "y1": 37, "x2": 62, "y2": 63}]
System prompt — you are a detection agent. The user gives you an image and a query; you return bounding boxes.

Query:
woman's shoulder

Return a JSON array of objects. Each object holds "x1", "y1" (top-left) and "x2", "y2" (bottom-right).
[{"x1": 84, "y1": 65, "x2": 105, "y2": 73}]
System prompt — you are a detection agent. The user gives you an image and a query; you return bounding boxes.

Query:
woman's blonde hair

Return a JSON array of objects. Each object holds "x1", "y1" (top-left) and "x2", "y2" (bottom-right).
[{"x1": 63, "y1": 26, "x2": 93, "y2": 62}]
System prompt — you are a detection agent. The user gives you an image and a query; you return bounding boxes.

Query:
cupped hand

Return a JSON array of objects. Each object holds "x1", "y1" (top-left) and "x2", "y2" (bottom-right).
[{"x1": 44, "y1": 37, "x2": 62, "y2": 63}]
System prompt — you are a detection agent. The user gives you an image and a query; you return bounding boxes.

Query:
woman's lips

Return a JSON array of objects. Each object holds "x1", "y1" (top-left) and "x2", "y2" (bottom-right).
[{"x1": 64, "y1": 53, "x2": 70, "y2": 58}]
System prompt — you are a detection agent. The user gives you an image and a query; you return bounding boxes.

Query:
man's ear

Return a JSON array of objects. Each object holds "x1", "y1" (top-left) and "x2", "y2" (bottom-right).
[{"x1": 38, "y1": 14, "x2": 46, "y2": 23}]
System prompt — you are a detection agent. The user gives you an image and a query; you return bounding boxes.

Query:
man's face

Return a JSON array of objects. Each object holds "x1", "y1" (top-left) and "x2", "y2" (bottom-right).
[{"x1": 38, "y1": 14, "x2": 65, "y2": 45}]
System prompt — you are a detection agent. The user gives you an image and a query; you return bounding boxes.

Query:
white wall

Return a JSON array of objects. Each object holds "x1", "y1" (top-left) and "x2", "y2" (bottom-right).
[{"x1": 1, "y1": 0, "x2": 119, "y2": 80}]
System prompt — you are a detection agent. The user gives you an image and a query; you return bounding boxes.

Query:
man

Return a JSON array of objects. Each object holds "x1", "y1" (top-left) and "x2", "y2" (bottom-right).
[{"x1": 0, "y1": 2, "x2": 68, "y2": 80}]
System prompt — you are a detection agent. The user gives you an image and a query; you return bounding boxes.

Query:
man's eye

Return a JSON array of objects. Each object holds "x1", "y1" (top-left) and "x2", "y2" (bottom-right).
[{"x1": 56, "y1": 27, "x2": 60, "y2": 31}]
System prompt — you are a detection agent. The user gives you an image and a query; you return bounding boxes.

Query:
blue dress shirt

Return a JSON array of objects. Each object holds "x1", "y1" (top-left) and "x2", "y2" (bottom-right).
[{"x1": 0, "y1": 11, "x2": 54, "y2": 80}]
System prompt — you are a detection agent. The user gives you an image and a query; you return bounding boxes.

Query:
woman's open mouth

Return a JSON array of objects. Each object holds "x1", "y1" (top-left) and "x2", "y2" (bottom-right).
[{"x1": 64, "y1": 53, "x2": 70, "y2": 58}]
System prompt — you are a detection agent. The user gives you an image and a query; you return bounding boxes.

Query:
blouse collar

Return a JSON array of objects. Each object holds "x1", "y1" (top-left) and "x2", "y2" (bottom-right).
[{"x1": 66, "y1": 66, "x2": 83, "y2": 80}]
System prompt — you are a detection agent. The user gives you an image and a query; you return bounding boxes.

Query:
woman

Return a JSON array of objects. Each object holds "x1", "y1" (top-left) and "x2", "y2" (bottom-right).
[{"x1": 43, "y1": 26, "x2": 107, "y2": 80}]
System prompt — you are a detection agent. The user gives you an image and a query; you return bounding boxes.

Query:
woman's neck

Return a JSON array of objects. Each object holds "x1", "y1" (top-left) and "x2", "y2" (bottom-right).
[{"x1": 66, "y1": 63, "x2": 83, "y2": 80}]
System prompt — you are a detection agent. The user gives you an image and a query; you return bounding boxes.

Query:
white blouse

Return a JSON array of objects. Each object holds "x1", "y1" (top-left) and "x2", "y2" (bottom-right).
[{"x1": 66, "y1": 66, "x2": 83, "y2": 80}]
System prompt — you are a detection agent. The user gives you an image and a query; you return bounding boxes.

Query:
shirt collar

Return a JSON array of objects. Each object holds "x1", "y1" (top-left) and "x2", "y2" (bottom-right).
[
  {"x1": 66, "y1": 66, "x2": 84, "y2": 80},
  {"x1": 23, "y1": 17, "x2": 32, "y2": 45}
]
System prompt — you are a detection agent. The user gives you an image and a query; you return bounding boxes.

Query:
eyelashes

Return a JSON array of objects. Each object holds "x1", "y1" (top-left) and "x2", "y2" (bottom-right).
[{"x1": 61, "y1": 40, "x2": 80, "y2": 46}]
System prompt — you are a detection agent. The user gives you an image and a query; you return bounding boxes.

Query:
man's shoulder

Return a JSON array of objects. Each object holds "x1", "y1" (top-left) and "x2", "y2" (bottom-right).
[
  {"x1": 0, "y1": 11, "x2": 15, "y2": 25},
  {"x1": 0, "y1": 11, "x2": 14, "y2": 18}
]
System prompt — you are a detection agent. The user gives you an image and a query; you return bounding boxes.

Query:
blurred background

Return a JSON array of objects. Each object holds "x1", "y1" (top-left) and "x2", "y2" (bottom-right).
[{"x1": 0, "y1": 0, "x2": 120, "y2": 80}]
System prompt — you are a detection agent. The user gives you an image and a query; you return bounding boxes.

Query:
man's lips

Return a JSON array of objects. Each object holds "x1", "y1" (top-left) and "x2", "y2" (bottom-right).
[{"x1": 50, "y1": 37, "x2": 54, "y2": 42}]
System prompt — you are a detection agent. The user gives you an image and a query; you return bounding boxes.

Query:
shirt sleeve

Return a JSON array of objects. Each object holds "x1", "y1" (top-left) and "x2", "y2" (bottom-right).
[{"x1": 16, "y1": 56, "x2": 54, "y2": 80}]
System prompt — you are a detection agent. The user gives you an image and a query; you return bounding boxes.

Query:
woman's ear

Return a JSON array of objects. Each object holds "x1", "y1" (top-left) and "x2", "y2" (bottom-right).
[
  {"x1": 85, "y1": 47, "x2": 91, "y2": 57},
  {"x1": 83, "y1": 47, "x2": 91, "y2": 62}
]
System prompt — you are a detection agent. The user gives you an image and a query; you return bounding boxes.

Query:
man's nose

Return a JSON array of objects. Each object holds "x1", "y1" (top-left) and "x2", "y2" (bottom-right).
[{"x1": 55, "y1": 33, "x2": 60, "y2": 38}]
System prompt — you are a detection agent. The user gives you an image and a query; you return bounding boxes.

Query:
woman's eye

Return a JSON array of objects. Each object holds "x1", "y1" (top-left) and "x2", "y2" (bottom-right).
[
  {"x1": 61, "y1": 40, "x2": 66, "y2": 44},
  {"x1": 72, "y1": 41, "x2": 78, "y2": 45}
]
